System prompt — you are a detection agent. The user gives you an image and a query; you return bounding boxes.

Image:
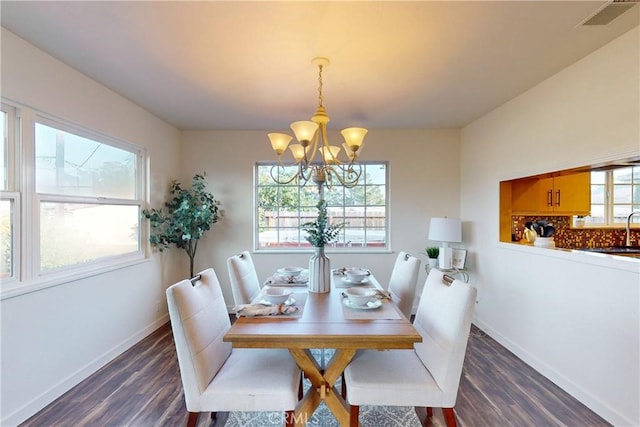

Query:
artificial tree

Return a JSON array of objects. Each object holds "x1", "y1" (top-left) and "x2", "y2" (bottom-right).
[{"x1": 142, "y1": 173, "x2": 221, "y2": 277}]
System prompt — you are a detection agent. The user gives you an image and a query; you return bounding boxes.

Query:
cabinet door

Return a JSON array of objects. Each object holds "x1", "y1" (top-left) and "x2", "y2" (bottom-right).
[
  {"x1": 511, "y1": 178, "x2": 540, "y2": 213},
  {"x1": 552, "y1": 173, "x2": 591, "y2": 214}
]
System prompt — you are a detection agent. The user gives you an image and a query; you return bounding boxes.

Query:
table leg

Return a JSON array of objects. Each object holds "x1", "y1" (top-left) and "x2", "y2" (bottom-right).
[{"x1": 289, "y1": 348, "x2": 356, "y2": 427}]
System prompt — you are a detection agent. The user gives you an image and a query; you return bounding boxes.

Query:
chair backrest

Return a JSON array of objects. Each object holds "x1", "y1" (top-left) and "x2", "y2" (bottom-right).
[
  {"x1": 388, "y1": 251, "x2": 421, "y2": 318},
  {"x1": 227, "y1": 251, "x2": 261, "y2": 305},
  {"x1": 166, "y1": 268, "x2": 232, "y2": 410},
  {"x1": 412, "y1": 268, "x2": 477, "y2": 406}
]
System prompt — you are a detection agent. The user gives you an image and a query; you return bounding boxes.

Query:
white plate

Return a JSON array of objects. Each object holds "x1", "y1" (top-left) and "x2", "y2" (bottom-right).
[
  {"x1": 343, "y1": 298, "x2": 382, "y2": 310},
  {"x1": 343, "y1": 276, "x2": 370, "y2": 285},
  {"x1": 259, "y1": 297, "x2": 296, "y2": 306}
]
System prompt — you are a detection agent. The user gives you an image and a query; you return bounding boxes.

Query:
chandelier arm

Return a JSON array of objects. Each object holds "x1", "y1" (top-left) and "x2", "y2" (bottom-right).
[
  {"x1": 307, "y1": 131, "x2": 319, "y2": 164},
  {"x1": 269, "y1": 164, "x2": 302, "y2": 185},
  {"x1": 298, "y1": 164, "x2": 313, "y2": 186},
  {"x1": 320, "y1": 123, "x2": 344, "y2": 165},
  {"x1": 324, "y1": 166, "x2": 334, "y2": 190},
  {"x1": 328, "y1": 163, "x2": 362, "y2": 189}
]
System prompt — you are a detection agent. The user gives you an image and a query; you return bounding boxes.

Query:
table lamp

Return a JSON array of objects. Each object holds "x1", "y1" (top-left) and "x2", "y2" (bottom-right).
[{"x1": 428, "y1": 217, "x2": 462, "y2": 269}]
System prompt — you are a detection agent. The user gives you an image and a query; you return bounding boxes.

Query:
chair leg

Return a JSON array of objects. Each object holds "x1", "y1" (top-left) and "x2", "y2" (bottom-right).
[
  {"x1": 285, "y1": 410, "x2": 295, "y2": 427},
  {"x1": 349, "y1": 405, "x2": 360, "y2": 427},
  {"x1": 443, "y1": 407, "x2": 457, "y2": 427},
  {"x1": 186, "y1": 412, "x2": 199, "y2": 427}
]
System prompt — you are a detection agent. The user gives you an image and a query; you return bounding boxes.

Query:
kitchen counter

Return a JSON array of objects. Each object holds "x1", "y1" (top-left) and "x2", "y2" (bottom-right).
[{"x1": 501, "y1": 242, "x2": 640, "y2": 273}]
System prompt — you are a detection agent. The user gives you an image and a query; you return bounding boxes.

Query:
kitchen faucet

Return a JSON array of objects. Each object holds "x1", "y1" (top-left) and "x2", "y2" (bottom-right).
[{"x1": 625, "y1": 211, "x2": 640, "y2": 246}]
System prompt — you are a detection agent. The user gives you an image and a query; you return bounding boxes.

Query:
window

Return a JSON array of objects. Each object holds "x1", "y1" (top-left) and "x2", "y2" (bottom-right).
[
  {"x1": 584, "y1": 167, "x2": 640, "y2": 226},
  {"x1": 1, "y1": 99, "x2": 147, "y2": 293},
  {"x1": 256, "y1": 162, "x2": 388, "y2": 251},
  {"x1": 34, "y1": 119, "x2": 143, "y2": 272}
]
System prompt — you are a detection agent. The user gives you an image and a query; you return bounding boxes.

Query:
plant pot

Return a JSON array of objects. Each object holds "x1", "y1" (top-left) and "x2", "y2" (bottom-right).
[
  {"x1": 309, "y1": 246, "x2": 331, "y2": 293},
  {"x1": 427, "y1": 258, "x2": 438, "y2": 268}
]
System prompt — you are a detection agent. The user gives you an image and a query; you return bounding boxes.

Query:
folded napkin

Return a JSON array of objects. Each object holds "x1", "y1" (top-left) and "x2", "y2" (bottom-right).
[
  {"x1": 265, "y1": 275, "x2": 308, "y2": 286},
  {"x1": 341, "y1": 290, "x2": 391, "y2": 300},
  {"x1": 374, "y1": 290, "x2": 392, "y2": 300},
  {"x1": 234, "y1": 303, "x2": 299, "y2": 317}
]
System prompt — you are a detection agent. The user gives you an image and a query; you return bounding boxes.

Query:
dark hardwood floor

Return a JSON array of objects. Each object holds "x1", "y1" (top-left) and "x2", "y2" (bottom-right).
[{"x1": 20, "y1": 321, "x2": 610, "y2": 427}]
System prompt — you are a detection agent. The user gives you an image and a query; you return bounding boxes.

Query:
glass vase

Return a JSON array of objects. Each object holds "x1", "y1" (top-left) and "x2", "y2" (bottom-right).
[{"x1": 309, "y1": 246, "x2": 331, "y2": 293}]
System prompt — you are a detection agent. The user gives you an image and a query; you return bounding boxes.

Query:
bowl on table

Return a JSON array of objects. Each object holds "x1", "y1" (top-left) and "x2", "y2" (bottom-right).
[
  {"x1": 344, "y1": 287, "x2": 376, "y2": 307},
  {"x1": 277, "y1": 266, "x2": 304, "y2": 277},
  {"x1": 344, "y1": 268, "x2": 370, "y2": 283},
  {"x1": 263, "y1": 287, "x2": 293, "y2": 305}
]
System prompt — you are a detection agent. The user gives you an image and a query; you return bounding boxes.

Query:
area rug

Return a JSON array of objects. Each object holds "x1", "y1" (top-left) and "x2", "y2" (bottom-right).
[{"x1": 225, "y1": 349, "x2": 423, "y2": 427}]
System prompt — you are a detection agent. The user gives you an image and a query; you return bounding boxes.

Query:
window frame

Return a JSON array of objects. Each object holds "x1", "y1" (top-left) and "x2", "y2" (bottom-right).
[
  {"x1": 254, "y1": 161, "x2": 390, "y2": 253},
  {"x1": 1, "y1": 100, "x2": 149, "y2": 298}
]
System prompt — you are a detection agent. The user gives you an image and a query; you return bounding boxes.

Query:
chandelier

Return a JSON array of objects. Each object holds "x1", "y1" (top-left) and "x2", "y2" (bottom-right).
[{"x1": 267, "y1": 57, "x2": 368, "y2": 191}]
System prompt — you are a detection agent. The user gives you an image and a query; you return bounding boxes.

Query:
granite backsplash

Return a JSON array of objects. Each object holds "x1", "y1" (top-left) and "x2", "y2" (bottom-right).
[{"x1": 511, "y1": 216, "x2": 640, "y2": 249}]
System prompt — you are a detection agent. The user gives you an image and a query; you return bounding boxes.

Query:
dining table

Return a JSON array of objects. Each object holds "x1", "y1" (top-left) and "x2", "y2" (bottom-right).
[{"x1": 223, "y1": 268, "x2": 422, "y2": 427}]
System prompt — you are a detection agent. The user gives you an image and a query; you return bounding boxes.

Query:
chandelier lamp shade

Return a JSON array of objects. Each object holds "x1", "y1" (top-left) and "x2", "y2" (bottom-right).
[
  {"x1": 428, "y1": 217, "x2": 462, "y2": 269},
  {"x1": 268, "y1": 57, "x2": 368, "y2": 191}
]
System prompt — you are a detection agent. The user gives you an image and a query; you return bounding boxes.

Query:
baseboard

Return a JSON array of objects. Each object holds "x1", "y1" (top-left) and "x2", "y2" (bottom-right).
[
  {"x1": 473, "y1": 318, "x2": 634, "y2": 427},
  {"x1": 1, "y1": 314, "x2": 169, "y2": 426}
]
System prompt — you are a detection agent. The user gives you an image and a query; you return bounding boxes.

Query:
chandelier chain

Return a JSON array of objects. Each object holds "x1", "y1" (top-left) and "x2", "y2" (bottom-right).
[{"x1": 317, "y1": 63, "x2": 324, "y2": 108}]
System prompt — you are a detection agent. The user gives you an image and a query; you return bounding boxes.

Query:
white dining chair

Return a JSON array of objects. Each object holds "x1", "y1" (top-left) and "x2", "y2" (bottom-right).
[
  {"x1": 166, "y1": 267, "x2": 301, "y2": 427},
  {"x1": 227, "y1": 251, "x2": 261, "y2": 305},
  {"x1": 388, "y1": 251, "x2": 421, "y2": 318},
  {"x1": 343, "y1": 268, "x2": 477, "y2": 427}
]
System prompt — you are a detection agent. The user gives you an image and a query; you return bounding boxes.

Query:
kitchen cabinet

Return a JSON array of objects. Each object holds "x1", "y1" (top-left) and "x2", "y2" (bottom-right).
[{"x1": 511, "y1": 172, "x2": 590, "y2": 215}]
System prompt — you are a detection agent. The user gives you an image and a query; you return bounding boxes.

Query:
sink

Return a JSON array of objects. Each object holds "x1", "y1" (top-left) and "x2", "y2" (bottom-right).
[{"x1": 579, "y1": 246, "x2": 640, "y2": 255}]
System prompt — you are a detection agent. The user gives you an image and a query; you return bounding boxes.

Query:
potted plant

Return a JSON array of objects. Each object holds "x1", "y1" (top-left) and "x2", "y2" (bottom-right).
[
  {"x1": 142, "y1": 173, "x2": 221, "y2": 277},
  {"x1": 302, "y1": 200, "x2": 345, "y2": 293},
  {"x1": 425, "y1": 246, "x2": 440, "y2": 268}
]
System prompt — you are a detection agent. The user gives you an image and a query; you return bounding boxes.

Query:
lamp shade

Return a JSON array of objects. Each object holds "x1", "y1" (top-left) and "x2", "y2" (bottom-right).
[
  {"x1": 428, "y1": 217, "x2": 462, "y2": 243},
  {"x1": 290, "y1": 121, "x2": 319, "y2": 144},
  {"x1": 341, "y1": 127, "x2": 368, "y2": 151},
  {"x1": 268, "y1": 133, "x2": 292, "y2": 155}
]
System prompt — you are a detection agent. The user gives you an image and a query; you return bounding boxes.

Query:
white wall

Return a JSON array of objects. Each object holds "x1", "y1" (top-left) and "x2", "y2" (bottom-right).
[
  {"x1": 180, "y1": 128, "x2": 461, "y2": 309},
  {"x1": 460, "y1": 27, "x2": 640, "y2": 426},
  {"x1": 0, "y1": 28, "x2": 184, "y2": 425}
]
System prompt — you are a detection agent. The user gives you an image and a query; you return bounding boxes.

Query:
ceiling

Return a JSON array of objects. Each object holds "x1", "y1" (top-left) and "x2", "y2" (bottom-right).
[{"x1": 1, "y1": 1, "x2": 638, "y2": 131}]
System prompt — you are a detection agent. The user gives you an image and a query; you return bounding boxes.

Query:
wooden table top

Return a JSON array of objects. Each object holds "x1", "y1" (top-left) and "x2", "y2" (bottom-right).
[{"x1": 224, "y1": 273, "x2": 422, "y2": 350}]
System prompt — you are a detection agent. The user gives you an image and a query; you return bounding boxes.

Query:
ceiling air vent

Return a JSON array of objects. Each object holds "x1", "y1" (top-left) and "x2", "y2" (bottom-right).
[{"x1": 581, "y1": 0, "x2": 639, "y2": 26}]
